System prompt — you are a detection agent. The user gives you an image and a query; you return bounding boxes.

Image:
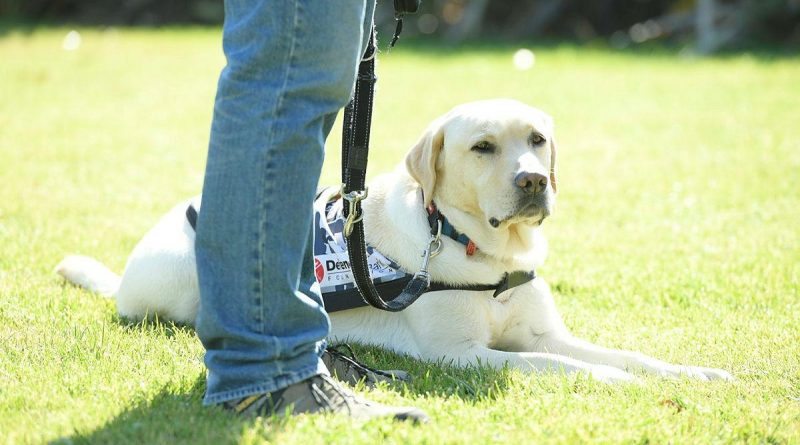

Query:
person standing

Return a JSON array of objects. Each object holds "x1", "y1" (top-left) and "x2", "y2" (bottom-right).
[{"x1": 194, "y1": 0, "x2": 427, "y2": 421}]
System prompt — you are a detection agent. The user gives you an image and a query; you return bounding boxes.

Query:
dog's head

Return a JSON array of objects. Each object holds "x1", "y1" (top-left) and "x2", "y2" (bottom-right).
[{"x1": 406, "y1": 99, "x2": 557, "y2": 240}]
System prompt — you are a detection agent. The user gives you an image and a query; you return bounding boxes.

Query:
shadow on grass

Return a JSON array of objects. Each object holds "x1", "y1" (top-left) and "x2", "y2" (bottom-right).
[
  {"x1": 51, "y1": 351, "x2": 519, "y2": 444},
  {"x1": 47, "y1": 335, "x2": 518, "y2": 444},
  {"x1": 52, "y1": 375, "x2": 273, "y2": 445},
  {"x1": 50, "y1": 301, "x2": 541, "y2": 442},
  {"x1": 113, "y1": 314, "x2": 518, "y2": 403},
  {"x1": 327, "y1": 342, "x2": 519, "y2": 402}
]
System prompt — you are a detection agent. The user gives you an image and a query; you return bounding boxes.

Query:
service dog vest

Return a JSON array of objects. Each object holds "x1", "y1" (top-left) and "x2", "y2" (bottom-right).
[
  {"x1": 311, "y1": 188, "x2": 415, "y2": 310},
  {"x1": 185, "y1": 188, "x2": 417, "y2": 312}
]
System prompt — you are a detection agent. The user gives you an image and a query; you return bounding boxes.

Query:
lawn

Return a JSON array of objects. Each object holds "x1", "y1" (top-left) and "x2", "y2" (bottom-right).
[{"x1": 1, "y1": 27, "x2": 799, "y2": 444}]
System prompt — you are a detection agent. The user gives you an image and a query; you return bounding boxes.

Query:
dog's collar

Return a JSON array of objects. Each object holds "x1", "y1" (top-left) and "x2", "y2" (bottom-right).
[
  {"x1": 421, "y1": 197, "x2": 538, "y2": 297},
  {"x1": 426, "y1": 201, "x2": 478, "y2": 256}
]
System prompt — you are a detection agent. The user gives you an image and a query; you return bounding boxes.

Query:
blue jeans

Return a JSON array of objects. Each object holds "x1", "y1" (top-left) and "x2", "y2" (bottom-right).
[{"x1": 195, "y1": 0, "x2": 376, "y2": 405}]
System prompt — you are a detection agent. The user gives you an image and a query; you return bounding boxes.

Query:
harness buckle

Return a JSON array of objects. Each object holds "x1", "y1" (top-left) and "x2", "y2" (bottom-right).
[{"x1": 341, "y1": 186, "x2": 369, "y2": 237}]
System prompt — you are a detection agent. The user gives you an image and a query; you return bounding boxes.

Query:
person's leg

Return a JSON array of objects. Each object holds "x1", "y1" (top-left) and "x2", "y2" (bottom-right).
[{"x1": 195, "y1": 0, "x2": 372, "y2": 405}]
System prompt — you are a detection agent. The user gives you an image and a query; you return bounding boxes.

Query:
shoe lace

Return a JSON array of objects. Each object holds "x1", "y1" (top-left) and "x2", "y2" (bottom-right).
[
  {"x1": 309, "y1": 374, "x2": 357, "y2": 414},
  {"x1": 326, "y1": 343, "x2": 395, "y2": 380}
]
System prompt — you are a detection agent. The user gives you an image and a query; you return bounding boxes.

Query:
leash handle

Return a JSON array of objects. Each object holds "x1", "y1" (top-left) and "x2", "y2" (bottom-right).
[{"x1": 341, "y1": 29, "x2": 429, "y2": 312}]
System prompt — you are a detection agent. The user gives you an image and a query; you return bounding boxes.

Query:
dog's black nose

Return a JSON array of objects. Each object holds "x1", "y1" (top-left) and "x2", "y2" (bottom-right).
[{"x1": 515, "y1": 172, "x2": 548, "y2": 195}]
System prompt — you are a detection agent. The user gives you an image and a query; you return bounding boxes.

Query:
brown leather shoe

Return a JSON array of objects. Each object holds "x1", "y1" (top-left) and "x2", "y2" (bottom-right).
[{"x1": 223, "y1": 374, "x2": 428, "y2": 422}]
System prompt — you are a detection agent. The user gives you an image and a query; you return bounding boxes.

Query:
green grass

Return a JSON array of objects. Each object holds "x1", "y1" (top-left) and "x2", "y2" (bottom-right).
[{"x1": 1, "y1": 27, "x2": 799, "y2": 444}]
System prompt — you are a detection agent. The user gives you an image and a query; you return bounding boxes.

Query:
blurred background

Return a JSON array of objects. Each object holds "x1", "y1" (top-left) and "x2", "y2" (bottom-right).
[
  {"x1": 1, "y1": 0, "x2": 799, "y2": 53},
  {"x1": 1, "y1": 2, "x2": 799, "y2": 443}
]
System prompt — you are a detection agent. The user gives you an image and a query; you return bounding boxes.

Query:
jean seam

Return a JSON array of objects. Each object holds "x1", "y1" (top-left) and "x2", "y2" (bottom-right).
[{"x1": 252, "y1": 0, "x2": 302, "y2": 353}]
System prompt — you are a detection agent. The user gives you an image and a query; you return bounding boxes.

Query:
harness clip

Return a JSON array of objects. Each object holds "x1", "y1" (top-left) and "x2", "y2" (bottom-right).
[
  {"x1": 429, "y1": 219, "x2": 443, "y2": 258},
  {"x1": 415, "y1": 219, "x2": 443, "y2": 286},
  {"x1": 341, "y1": 186, "x2": 369, "y2": 237}
]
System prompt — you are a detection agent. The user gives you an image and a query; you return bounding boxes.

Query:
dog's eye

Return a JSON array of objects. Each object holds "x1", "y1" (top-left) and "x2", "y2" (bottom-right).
[
  {"x1": 471, "y1": 141, "x2": 495, "y2": 154},
  {"x1": 530, "y1": 133, "x2": 546, "y2": 146}
]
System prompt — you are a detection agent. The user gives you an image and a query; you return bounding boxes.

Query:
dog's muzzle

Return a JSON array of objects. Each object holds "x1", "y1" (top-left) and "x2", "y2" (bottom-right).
[{"x1": 489, "y1": 189, "x2": 552, "y2": 228}]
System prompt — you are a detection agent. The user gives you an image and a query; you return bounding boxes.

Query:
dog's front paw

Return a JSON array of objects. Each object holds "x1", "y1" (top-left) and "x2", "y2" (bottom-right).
[
  {"x1": 588, "y1": 365, "x2": 639, "y2": 384},
  {"x1": 660, "y1": 365, "x2": 735, "y2": 381}
]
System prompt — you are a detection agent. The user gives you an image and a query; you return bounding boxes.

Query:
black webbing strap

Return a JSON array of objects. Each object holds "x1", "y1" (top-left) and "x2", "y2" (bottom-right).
[
  {"x1": 490, "y1": 270, "x2": 537, "y2": 297},
  {"x1": 186, "y1": 204, "x2": 198, "y2": 230},
  {"x1": 341, "y1": 29, "x2": 431, "y2": 312},
  {"x1": 323, "y1": 270, "x2": 537, "y2": 313}
]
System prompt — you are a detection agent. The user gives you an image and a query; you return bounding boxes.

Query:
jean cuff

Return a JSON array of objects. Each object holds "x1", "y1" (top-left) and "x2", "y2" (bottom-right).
[{"x1": 202, "y1": 357, "x2": 329, "y2": 406}]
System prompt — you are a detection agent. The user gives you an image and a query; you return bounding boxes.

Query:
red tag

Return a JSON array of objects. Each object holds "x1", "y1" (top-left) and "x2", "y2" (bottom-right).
[{"x1": 466, "y1": 240, "x2": 477, "y2": 256}]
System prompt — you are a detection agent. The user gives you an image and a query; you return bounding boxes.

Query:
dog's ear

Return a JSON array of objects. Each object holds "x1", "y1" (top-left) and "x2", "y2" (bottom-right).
[
  {"x1": 405, "y1": 118, "x2": 445, "y2": 206},
  {"x1": 549, "y1": 134, "x2": 558, "y2": 193}
]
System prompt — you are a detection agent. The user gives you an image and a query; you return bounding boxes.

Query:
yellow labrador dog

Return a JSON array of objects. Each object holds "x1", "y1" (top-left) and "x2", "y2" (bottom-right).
[{"x1": 57, "y1": 99, "x2": 732, "y2": 383}]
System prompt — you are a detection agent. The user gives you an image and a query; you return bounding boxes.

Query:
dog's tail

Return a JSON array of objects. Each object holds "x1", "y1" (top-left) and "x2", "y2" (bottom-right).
[{"x1": 55, "y1": 255, "x2": 121, "y2": 297}]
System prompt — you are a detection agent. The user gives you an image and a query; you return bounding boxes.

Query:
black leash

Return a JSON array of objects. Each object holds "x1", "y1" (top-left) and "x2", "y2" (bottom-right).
[
  {"x1": 339, "y1": 15, "x2": 539, "y2": 313},
  {"x1": 390, "y1": 0, "x2": 421, "y2": 47},
  {"x1": 341, "y1": 28, "x2": 434, "y2": 312},
  {"x1": 340, "y1": 2, "x2": 426, "y2": 312}
]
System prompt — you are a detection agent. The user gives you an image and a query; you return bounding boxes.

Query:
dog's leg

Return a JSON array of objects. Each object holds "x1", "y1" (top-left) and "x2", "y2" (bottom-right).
[
  {"x1": 503, "y1": 279, "x2": 733, "y2": 381},
  {"x1": 438, "y1": 343, "x2": 638, "y2": 384},
  {"x1": 534, "y1": 334, "x2": 734, "y2": 381},
  {"x1": 400, "y1": 292, "x2": 636, "y2": 383}
]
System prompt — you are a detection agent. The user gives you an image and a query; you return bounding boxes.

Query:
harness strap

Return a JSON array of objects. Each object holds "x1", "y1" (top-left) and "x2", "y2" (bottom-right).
[
  {"x1": 325, "y1": 270, "x2": 537, "y2": 312},
  {"x1": 186, "y1": 204, "x2": 198, "y2": 230}
]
